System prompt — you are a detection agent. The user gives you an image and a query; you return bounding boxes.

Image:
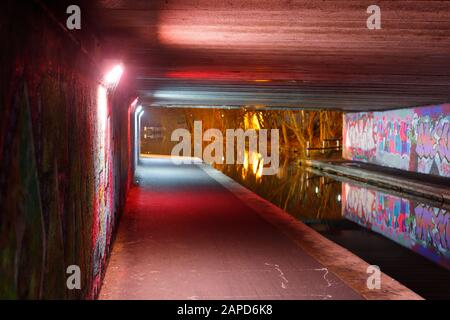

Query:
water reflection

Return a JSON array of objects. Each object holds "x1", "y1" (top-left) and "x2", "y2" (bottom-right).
[
  {"x1": 215, "y1": 159, "x2": 450, "y2": 270},
  {"x1": 342, "y1": 183, "x2": 449, "y2": 270},
  {"x1": 216, "y1": 158, "x2": 342, "y2": 221},
  {"x1": 241, "y1": 150, "x2": 264, "y2": 180}
]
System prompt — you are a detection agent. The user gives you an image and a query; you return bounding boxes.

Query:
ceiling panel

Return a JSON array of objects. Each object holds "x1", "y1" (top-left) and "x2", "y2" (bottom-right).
[{"x1": 94, "y1": 0, "x2": 450, "y2": 111}]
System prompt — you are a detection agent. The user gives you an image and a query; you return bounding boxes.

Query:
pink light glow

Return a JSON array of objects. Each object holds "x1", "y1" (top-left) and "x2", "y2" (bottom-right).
[
  {"x1": 97, "y1": 85, "x2": 108, "y2": 133},
  {"x1": 104, "y1": 65, "x2": 124, "y2": 86}
]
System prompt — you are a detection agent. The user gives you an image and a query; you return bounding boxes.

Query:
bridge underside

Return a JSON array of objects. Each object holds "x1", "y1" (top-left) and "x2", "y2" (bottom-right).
[{"x1": 95, "y1": 0, "x2": 450, "y2": 111}]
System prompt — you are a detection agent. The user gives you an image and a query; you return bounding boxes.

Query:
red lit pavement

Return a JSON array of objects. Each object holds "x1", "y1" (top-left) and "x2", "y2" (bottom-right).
[{"x1": 99, "y1": 157, "x2": 363, "y2": 300}]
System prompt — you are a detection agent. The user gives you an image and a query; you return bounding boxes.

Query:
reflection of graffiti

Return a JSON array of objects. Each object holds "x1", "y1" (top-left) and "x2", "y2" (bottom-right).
[
  {"x1": 343, "y1": 104, "x2": 450, "y2": 177},
  {"x1": 342, "y1": 183, "x2": 449, "y2": 270},
  {"x1": 415, "y1": 205, "x2": 450, "y2": 255},
  {"x1": 342, "y1": 182, "x2": 376, "y2": 221}
]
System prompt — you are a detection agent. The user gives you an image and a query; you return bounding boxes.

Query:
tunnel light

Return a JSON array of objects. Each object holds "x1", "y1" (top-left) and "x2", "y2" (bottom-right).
[
  {"x1": 337, "y1": 194, "x2": 342, "y2": 202},
  {"x1": 104, "y1": 65, "x2": 124, "y2": 86},
  {"x1": 135, "y1": 105, "x2": 143, "y2": 114}
]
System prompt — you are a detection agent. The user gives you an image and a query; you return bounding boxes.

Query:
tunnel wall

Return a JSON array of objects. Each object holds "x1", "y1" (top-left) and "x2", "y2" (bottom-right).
[
  {"x1": 343, "y1": 104, "x2": 450, "y2": 177},
  {"x1": 0, "y1": 1, "x2": 130, "y2": 299}
]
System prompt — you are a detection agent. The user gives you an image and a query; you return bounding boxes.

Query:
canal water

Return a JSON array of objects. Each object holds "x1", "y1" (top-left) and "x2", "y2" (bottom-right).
[{"x1": 214, "y1": 156, "x2": 450, "y2": 299}]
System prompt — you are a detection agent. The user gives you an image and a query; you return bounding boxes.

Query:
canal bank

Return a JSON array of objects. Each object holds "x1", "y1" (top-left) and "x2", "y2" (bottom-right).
[
  {"x1": 215, "y1": 157, "x2": 450, "y2": 299},
  {"x1": 302, "y1": 159, "x2": 450, "y2": 205}
]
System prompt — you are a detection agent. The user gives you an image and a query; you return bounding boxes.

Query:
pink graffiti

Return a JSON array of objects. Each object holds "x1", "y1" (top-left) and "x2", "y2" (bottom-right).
[
  {"x1": 416, "y1": 118, "x2": 449, "y2": 176},
  {"x1": 343, "y1": 105, "x2": 450, "y2": 177},
  {"x1": 435, "y1": 209, "x2": 450, "y2": 252},
  {"x1": 416, "y1": 122, "x2": 435, "y2": 158},
  {"x1": 343, "y1": 183, "x2": 376, "y2": 223},
  {"x1": 376, "y1": 118, "x2": 411, "y2": 156},
  {"x1": 415, "y1": 120, "x2": 449, "y2": 159},
  {"x1": 415, "y1": 205, "x2": 449, "y2": 252},
  {"x1": 343, "y1": 114, "x2": 376, "y2": 161},
  {"x1": 343, "y1": 183, "x2": 449, "y2": 260},
  {"x1": 434, "y1": 120, "x2": 450, "y2": 161}
]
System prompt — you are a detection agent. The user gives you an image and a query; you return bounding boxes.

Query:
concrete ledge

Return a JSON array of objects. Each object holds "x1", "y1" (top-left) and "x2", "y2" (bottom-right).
[
  {"x1": 303, "y1": 159, "x2": 450, "y2": 205},
  {"x1": 199, "y1": 163, "x2": 423, "y2": 300}
]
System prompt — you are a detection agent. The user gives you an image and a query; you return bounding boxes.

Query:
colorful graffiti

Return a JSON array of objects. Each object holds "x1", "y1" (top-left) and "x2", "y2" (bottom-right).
[
  {"x1": 415, "y1": 111, "x2": 450, "y2": 176},
  {"x1": 343, "y1": 113, "x2": 377, "y2": 162},
  {"x1": 0, "y1": 2, "x2": 129, "y2": 299},
  {"x1": 92, "y1": 85, "x2": 115, "y2": 295},
  {"x1": 343, "y1": 104, "x2": 450, "y2": 177},
  {"x1": 342, "y1": 183, "x2": 450, "y2": 269}
]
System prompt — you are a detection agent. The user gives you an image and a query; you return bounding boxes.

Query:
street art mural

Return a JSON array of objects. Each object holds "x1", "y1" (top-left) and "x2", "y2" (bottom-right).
[
  {"x1": 343, "y1": 104, "x2": 450, "y2": 177},
  {"x1": 0, "y1": 4, "x2": 129, "y2": 299},
  {"x1": 92, "y1": 85, "x2": 116, "y2": 297},
  {"x1": 342, "y1": 182, "x2": 450, "y2": 270}
]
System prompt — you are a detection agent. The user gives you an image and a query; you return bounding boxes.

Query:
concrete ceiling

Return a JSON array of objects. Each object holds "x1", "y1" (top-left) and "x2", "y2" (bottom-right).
[{"x1": 95, "y1": 0, "x2": 450, "y2": 111}]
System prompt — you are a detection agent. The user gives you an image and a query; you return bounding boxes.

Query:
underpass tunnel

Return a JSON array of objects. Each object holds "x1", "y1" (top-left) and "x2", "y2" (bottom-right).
[{"x1": 0, "y1": 0, "x2": 449, "y2": 300}]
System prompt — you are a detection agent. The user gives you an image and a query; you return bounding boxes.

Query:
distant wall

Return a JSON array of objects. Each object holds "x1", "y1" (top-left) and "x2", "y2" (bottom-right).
[
  {"x1": 343, "y1": 104, "x2": 450, "y2": 177},
  {"x1": 0, "y1": 1, "x2": 130, "y2": 299}
]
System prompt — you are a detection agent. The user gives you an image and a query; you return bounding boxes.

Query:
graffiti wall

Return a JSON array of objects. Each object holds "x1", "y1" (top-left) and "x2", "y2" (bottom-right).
[
  {"x1": 342, "y1": 183, "x2": 450, "y2": 270},
  {"x1": 0, "y1": 1, "x2": 130, "y2": 299},
  {"x1": 343, "y1": 104, "x2": 450, "y2": 177}
]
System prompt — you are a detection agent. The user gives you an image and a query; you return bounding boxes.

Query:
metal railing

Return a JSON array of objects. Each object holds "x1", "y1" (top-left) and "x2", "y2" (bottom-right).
[{"x1": 306, "y1": 138, "x2": 341, "y2": 157}]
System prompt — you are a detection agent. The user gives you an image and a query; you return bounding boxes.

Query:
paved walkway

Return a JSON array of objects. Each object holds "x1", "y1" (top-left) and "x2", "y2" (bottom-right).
[{"x1": 99, "y1": 157, "x2": 377, "y2": 300}]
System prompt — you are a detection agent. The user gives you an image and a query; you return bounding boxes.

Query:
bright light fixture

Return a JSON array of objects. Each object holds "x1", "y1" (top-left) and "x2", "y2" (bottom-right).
[
  {"x1": 104, "y1": 65, "x2": 124, "y2": 86},
  {"x1": 135, "y1": 105, "x2": 142, "y2": 114}
]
